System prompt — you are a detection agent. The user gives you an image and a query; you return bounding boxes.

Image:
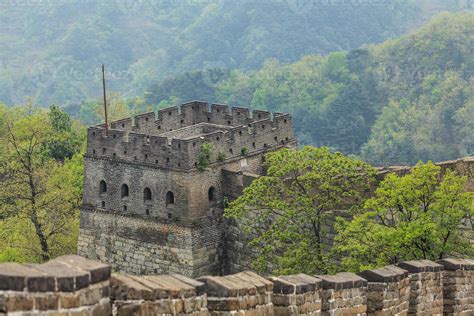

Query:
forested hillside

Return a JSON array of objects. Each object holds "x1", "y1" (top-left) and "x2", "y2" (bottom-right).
[
  {"x1": 144, "y1": 13, "x2": 474, "y2": 165},
  {"x1": 0, "y1": 104, "x2": 84, "y2": 262},
  {"x1": 0, "y1": 0, "x2": 461, "y2": 106},
  {"x1": 0, "y1": 2, "x2": 473, "y2": 265}
]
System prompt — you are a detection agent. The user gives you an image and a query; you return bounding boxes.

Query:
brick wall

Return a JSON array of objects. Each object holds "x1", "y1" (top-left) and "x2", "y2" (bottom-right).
[
  {"x1": 78, "y1": 208, "x2": 224, "y2": 277},
  {"x1": 2, "y1": 256, "x2": 474, "y2": 315},
  {"x1": 438, "y1": 258, "x2": 474, "y2": 315},
  {"x1": 197, "y1": 271, "x2": 274, "y2": 315},
  {"x1": 317, "y1": 273, "x2": 367, "y2": 315},
  {"x1": 358, "y1": 266, "x2": 410, "y2": 315},
  {"x1": 270, "y1": 274, "x2": 322, "y2": 315},
  {"x1": 397, "y1": 260, "x2": 444, "y2": 315},
  {"x1": 0, "y1": 255, "x2": 111, "y2": 315},
  {"x1": 80, "y1": 101, "x2": 297, "y2": 278},
  {"x1": 87, "y1": 102, "x2": 296, "y2": 171},
  {"x1": 111, "y1": 274, "x2": 208, "y2": 316},
  {"x1": 225, "y1": 157, "x2": 474, "y2": 277}
]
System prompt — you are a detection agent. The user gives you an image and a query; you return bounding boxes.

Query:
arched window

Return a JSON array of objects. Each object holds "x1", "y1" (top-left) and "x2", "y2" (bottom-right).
[
  {"x1": 99, "y1": 181, "x2": 107, "y2": 194},
  {"x1": 166, "y1": 191, "x2": 175, "y2": 205},
  {"x1": 144, "y1": 188, "x2": 152, "y2": 201},
  {"x1": 208, "y1": 187, "x2": 216, "y2": 202},
  {"x1": 121, "y1": 184, "x2": 129, "y2": 198}
]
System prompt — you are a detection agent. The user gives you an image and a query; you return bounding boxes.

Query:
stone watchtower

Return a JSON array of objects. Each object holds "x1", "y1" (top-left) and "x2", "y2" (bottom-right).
[{"x1": 78, "y1": 101, "x2": 296, "y2": 277}]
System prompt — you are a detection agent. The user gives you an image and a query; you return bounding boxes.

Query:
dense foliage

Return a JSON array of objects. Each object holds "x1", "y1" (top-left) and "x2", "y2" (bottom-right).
[
  {"x1": 0, "y1": 103, "x2": 84, "y2": 262},
  {"x1": 225, "y1": 148, "x2": 473, "y2": 275},
  {"x1": 0, "y1": 1, "x2": 472, "y2": 266},
  {"x1": 145, "y1": 13, "x2": 474, "y2": 165},
  {"x1": 225, "y1": 147, "x2": 376, "y2": 275},
  {"x1": 335, "y1": 162, "x2": 473, "y2": 272},
  {"x1": 0, "y1": 0, "x2": 457, "y2": 106}
]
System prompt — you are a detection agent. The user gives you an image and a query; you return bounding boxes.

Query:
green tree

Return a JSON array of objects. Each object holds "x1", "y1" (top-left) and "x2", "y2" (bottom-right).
[
  {"x1": 0, "y1": 106, "x2": 83, "y2": 262},
  {"x1": 197, "y1": 142, "x2": 213, "y2": 171},
  {"x1": 454, "y1": 99, "x2": 474, "y2": 156},
  {"x1": 334, "y1": 162, "x2": 473, "y2": 272},
  {"x1": 79, "y1": 99, "x2": 102, "y2": 125},
  {"x1": 225, "y1": 147, "x2": 375, "y2": 275},
  {"x1": 97, "y1": 92, "x2": 130, "y2": 122},
  {"x1": 47, "y1": 105, "x2": 84, "y2": 161}
]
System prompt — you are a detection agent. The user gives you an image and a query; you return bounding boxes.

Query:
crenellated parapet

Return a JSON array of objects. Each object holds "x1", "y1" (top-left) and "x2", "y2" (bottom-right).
[
  {"x1": 2, "y1": 256, "x2": 473, "y2": 315},
  {"x1": 86, "y1": 101, "x2": 296, "y2": 170},
  {"x1": 80, "y1": 102, "x2": 297, "y2": 277},
  {"x1": 376, "y1": 156, "x2": 474, "y2": 191}
]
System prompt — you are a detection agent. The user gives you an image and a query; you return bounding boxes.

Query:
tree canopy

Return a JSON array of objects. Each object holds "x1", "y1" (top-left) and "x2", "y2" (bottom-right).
[
  {"x1": 225, "y1": 148, "x2": 473, "y2": 275},
  {"x1": 334, "y1": 162, "x2": 473, "y2": 272},
  {"x1": 0, "y1": 1, "x2": 459, "y2": 106},
  {"x1": 0, "y1": 104, "x2": 84, "y2": 262},
  {"x1": 143, "y1": 12, "x2": 474, "y2": 165},
  {"x1": 225, "y1": 147, "x2": 376, "y2": 275}
]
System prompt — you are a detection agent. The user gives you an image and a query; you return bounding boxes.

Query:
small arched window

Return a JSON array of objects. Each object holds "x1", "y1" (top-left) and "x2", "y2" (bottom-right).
[
  {"x1": 99, "y1": 181, "x2": 107, "y2": 194},
  {"x1": 144, "y1": 188, "x2": 152, "y2": 201},
  {"x1": 121, "y1": 184, "x2": 129, "y2": 198},
  {"x1": 208, "y1": 187, "x2": 216, "y2": 202},
  {"x1": 166, "y1": 191, "x2": 175, "y2": 205}
]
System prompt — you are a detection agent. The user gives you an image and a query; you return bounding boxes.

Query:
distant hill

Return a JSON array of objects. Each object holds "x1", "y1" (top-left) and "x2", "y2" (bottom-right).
[
  {"x1": 0, "y1": 0, "x2": 464, "y2": 106},
  {"x1": 144, "y1": 12, "x2": 474, "y2": 165}
]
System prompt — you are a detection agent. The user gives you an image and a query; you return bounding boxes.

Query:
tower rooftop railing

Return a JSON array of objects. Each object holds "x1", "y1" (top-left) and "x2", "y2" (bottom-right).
[{"x1": 86, "y1": 102, "x2": 296, "y2": 170}]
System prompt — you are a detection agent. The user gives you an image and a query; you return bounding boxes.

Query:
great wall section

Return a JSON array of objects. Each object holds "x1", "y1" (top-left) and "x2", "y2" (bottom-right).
[
  {"x1": 1, "y1": 102, "x2": 473, "y2": 315},
  {"x1": 1, "y1": 255, "x2": 473, "y2": 315},
  {"x1": 78, "y1": 101, "x2": 297, "y2": 277},
  {"x1": 77, "y1": 102, "x2": 474, "y2": 278}
]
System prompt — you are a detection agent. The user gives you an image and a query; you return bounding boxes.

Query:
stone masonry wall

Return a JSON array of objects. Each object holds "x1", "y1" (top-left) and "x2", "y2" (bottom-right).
[
  {"x1": 317, "y1": 273, "x2": 368, "y2": 315},
  {"x1": 88, "y1": 101, "x2": 296, "y2": 171},
  {"x1": 2, "y1": 256, "x2": 474, "y2": 315},
  {"x1": 270, "y1": 274, "x2": 322, "y2": 315},
  {"x1": 377, "y1": 156, "x2": 474, "y2": 192},
  {"x1": 358, "y1": 266, "x2": 410, "y2": 315},
  {"x1": 226, "y1": 156, "x2": 474, "y2": 276},
  {"x1": 80, "y1": 104, "x2": 291, "y2": 277},
  {"x1": 110, "y1": 274, "x2": 208, "y2": 316},
  {"x1": 397, "y1": 260, "x2": 444, "y2": 315},
  {"x1": 197, "y1": 271, "x2": 274, "y2": 316},
  {"x1": 438, "y1": 258, "x2": 474, "y2": 315},
  {"x1": 0, "y1": 255, "x2": 111, "y2": 316},
  {"x1": 78, "y1": 208, "x2": 226, "y2": 277}
]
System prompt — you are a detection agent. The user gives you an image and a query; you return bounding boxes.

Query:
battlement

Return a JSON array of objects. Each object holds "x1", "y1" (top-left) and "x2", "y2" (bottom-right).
[
  {"x1": 81, "y1": 101, "x2": 298, "y2": 254},
  {"x1": 86, "y1": 101, "x2": 296, "y2": 170},
  {"x1": 2, "y1": 256, "x2": 473, "y2": 315}
]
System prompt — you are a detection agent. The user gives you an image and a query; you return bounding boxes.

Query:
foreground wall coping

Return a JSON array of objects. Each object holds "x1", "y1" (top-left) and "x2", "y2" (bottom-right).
[
  {"x1": 437, "y1": 258, "x2": 474, "y2": 271},
  {"x1": 270, "y1": 274, "x2": 322, "y2": 294},
  {"x1": 316, "y1": 272, "x2": 367, "y2": 290},
  {"x1": 110, "y1": 273, "x2": 202, "y2": 301},
  {"x1": 357, "y1": 265, "x2": 408, "y2": 283},
  {"x1": 197, "y1": 271, "x2": 273, "y2": 297},
  {"x1": 397, "y1": 259, "x2": 444, "y2": 273},
  {"x1": 1, "y1": 256, "x2": 473, "y2": 315},
  {"x1": 0, "y1": 255, "x2": 110, "y2": 293}
]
